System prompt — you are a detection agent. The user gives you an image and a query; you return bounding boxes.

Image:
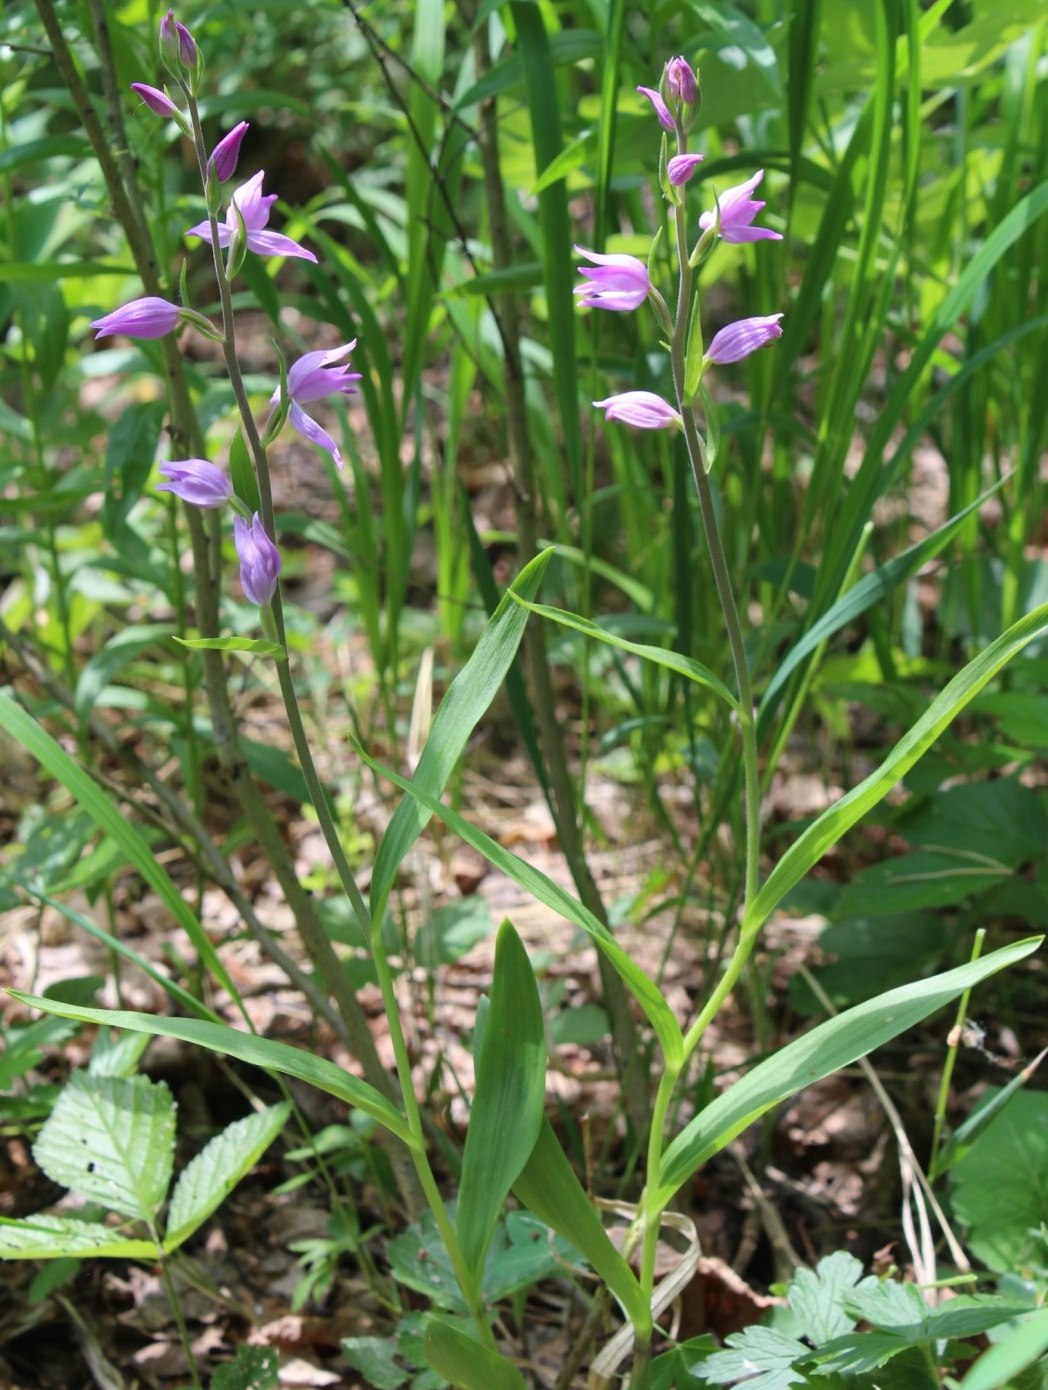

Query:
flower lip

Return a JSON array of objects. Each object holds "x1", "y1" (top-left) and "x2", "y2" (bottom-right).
[
  {"x1": 705, "y1": 313, "x2": 784, "y2": 365},
  {"x1": 574, "y1": 246, "x2": 652, "y2": 313},
  {"x1": 90, "y1": 296, "x2": 182, "y2": 339},
  {"x1": 233, "y1": 512, "x2": 281, "y2": 607},
  {"x1": 593, "y1": 391, "x2": 682, "y2": 430},
  {"x1": 699, "y1": 169, "x2": 782, "y2": 243},
  {"x1": 156, "y1": 458, "x2": 233, "y2": 508},
  {"x1": 185, "y1": 171, "x2": 318, "y2": 263},
  {"x1": 636, "y1": 85, "x2": 675, "y2": 131}
]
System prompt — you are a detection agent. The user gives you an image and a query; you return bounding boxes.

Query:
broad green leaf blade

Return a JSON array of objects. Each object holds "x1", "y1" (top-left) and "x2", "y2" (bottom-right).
[
  {"x1": 786, "y1": 1252, "x2": 868, "y2": 1343},
  {"x1": 0, "y1": 694, "x2": 243, "y2": 1014},
  {"x1": 212, "y1": 1344, "x2": 279, "y2": 1390},
  {"x1": 32, "y1": 1072, "x2": 175, "y2": 1222},
  {"x1": 88, "y1": 1029, "x2": 151, "y2": 1078},
  {"x1": 456, "y1": 922, "x2": 546, "y2": 1287},
  {"x1": 8, "y1": 995, "x2": 412, "y2": 1145},
  {"x1": 354, "y1": 744, "x2": 683, "y2": 1063},
  {"x1": 959, "y1": 1307, "x2": 1048, "y2": 1390},
  {"x1": 512, "y1": 595, "x2": 741, "y2": 712},
  {"x1": 512, "y1": 1120, "x2": 647, "y2": 1330},
  {"x1": 172, "y1": 636, "x2": 287, "y2": 659},
  {"x1": 744, "y1": 601, "x2": 1048, "y2": 937},
  {"x1": 932, "y1": 1049, "x2": 1048, "y2": 1178},
  {"x1": 657, "y1": 938, "x2": 1041, "y2": 1204},
  {"x1": 164, "y1": 1102, "x2": 292, "y2": 1251},
  {"x1": 370, "y1": 549, "x2": 553, "y2": 916},
  {"x1": 756, "y1": 479, "x2": 1005, "y2": 737},
  {"x1": 0, "y1": 1215, "x2": 158, "y2": 1261},
  {"x1": 422, "y1": 1314, "x2": 528, "y2": 1390}
]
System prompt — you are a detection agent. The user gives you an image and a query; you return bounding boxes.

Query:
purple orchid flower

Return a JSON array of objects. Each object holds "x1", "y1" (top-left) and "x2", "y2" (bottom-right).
[
  {"x1": 185, "y1": 171, "x2": 317, "y2": 263},
  {"x1": 574, "y1": 247, "x2": 652, "y2": 312},
  {"x1": 637, "y1": 85, "x2": 675, "y2": 131},
  {"x1": 209, "y1": 121, "x2": 249, "y2": 183},
  {"x1": 156, "y1": 458, "x2": 233, "y2": 508},
  {"x1": 699, "y1": 170, "x2": 782, "y2": 244},
  {"x1": 706, "y1": 314, "x2": 784, "y2": 364},
  {"x1": 668, "y1": 153, "x2": 704, "y2": 187},
  {"x1": 233, "y1": 513, "x2": 281, "y2": 606},
  {"x1": 130, "y1": 83, "x2": 180, "y2": 118},
  {"x1": 272, "y1": 341, "x2": 361, "y2": 470},
  {"x1": 593, "y1": 391, "x2": 682, "y2": 430},
  {"x1": 91, "y1": 296, "x2": 182, "y2": 340}
]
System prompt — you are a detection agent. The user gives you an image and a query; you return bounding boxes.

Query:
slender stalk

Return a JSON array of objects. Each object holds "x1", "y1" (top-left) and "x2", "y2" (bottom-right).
[
  {"x1": 929, "y1": 927, "x2": 985, "y2": 1179},
  {"x1": 157, "y1": 1251, "x2": 203, "y2": 1389}
]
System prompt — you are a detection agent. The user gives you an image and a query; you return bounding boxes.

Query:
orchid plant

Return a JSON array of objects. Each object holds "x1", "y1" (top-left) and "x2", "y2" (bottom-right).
[{"x1": 7, "y1": 17, "x2": 1047, "y2": 1390}]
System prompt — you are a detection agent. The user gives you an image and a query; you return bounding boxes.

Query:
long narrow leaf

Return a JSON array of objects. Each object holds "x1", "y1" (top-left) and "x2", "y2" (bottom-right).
[
  {"x1": 370, "y1": 548, "x2": 553, "y2": 916},
  {"x1": 457, "y1": 922, "x2": 547, "y2": 1289},
  {"x1": 657, "y1": 938, "x2": 1041, "y2": 1203},
  {"x1": 6, "y1": 996, "x2": 412, "y2": 1145},
  {"x1": 513, "y1": 594, "x2": 741, "y2": 712},
  {"x1": 354, "y1": 742, "x2": 683, "y2": 1064},
  {"x1": 0, "y1": 694, "x2": 243, "y2": 1013},
  {"x1": 746, "y1": 600, "x2": 1048, "y2": 936}
]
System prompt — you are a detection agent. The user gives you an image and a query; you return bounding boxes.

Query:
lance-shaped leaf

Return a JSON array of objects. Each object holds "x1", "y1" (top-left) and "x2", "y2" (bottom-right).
[
  {"x1": 370, "y1": 548, "x2": 553, "y2": 916},
  {"x1": 744, "y1": 600, "x2": 1048, "y2": 938},
  {"x1": 8, "y1": 996, "x2": 412, "y2": 1145},
  {"x1": 656, "y1": 938, "x2": 1041, "y2": 1204},
  {"x1": 165, "y1": 1102, "x2": 291, "y2": 1251},
  {"x1": 423, "y1": 1314, "x2": 528, "y2": 1390},
  {"x1": 32, "y1": 1072, "x2": 175, "y2": 1222},
  {"x1": 456, "y1": 922, "x2": 546, "y2": 1289},
  {"x1": 513, "y1": 1120, "x2": 648, "y2": 1332}
]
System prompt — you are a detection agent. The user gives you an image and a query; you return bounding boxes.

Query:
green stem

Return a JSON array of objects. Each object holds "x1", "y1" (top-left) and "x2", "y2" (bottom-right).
[
  {"x1": 157, "y1": 1252, "x2": 202, "y2": 1390},
  {"x1": 929, "y1": 927, "x2": 985, "y2": 1179}
]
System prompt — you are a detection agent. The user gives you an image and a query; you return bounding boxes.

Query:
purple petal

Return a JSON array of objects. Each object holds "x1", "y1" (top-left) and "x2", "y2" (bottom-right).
[
  {"x1": 706, "y1": 314, "x2": 784, "y2": 364},
  {"x1": 668, "y1": 154, "x2": 704, "y2": 187},
  {"x1": 636, "y1": 86, "x2": 675, "y2": 131},
  {"x1": 246, "y1": 229, "x2": 318, "y2": 262},
  {"x1": 593, "y1": 391, "x2": 682, "y2": 430},
  {"x1": 185, "y1": 218, "x2": 230, "y2": 246},
  {"x1": 210, "y1": 120, "x2": 249, "y2": 183},
  {"x1": 289, "y1": 401, "x2": 344, "y2": 468},
  {"x1": 130, "y1": 83, "x2": 179, "y2": 118}
]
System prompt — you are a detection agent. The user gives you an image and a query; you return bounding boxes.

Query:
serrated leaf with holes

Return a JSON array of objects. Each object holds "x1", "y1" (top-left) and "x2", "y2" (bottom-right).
[
  {"x1": 32, "y1": 1072, "x2": 175, "y2": 1223},
  {"x1": 164, "y1": 1102, "x2": 291, "y2": 1252}
]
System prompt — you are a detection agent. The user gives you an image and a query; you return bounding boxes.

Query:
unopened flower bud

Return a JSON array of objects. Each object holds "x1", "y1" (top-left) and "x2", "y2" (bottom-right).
[
  {"x1": 130, "y1": 82, "x2": 180, "y2": 118},
  {"x1": 234, "y1": 513, "x2": 281, "y2": 607},
  {"x1": 157, "y1": 459, "x2": 233, "y2": 508},
  {"x1": 90, "y1": 296, "x2": 182, "y2": 340},
  {"x1": 159, "y1": 9, "x2": 202, "y2": 89},
  {"x1": 209, "y1": 121, "x2": 249, "y2": 184},
  {"x1": 665, "y1": 56, "x2": 698, "y2": 107}
]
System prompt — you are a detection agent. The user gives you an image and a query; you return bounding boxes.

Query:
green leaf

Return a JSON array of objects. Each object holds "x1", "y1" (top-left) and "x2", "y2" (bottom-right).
[
  {"x1": 949, "y1": 1089, "x2": 1048, "y2": 1273},
  {"x1": 512, "y1": 1120, "x2": 647, "y2": 1330},
  {"x1": 172, "y1": 636, "x2": 286, "y2": 659},
  {"x1": 511, "y1": 594, "x2": 741, "y2": 712},
  {"x1": 786, "y1": 1251, "x2": 869, "y2": 1344},
  {"x1": 456, "y1": 922, "x2": 546, "y2": 1289},
  {"x1": 32, "y1": 1072, "x2": 175, "y2": 1222},
  {"x1": 370, "y1": 549, "x2": 553, "y2": 917},
  {"x1": 229, "y1": 426, "x2": 262, "y2": 516},
  {"x1": 211, "y1": 1344, "x2": 280, "y2": 1390},
  {"x1": 656, "y1": 938, "x2": 1041, "y2": 1203},
  {"x1": 164, "y1": 1103, "x2": 291, "y2": 1251},
  {"x1": 0, "y1": 1215, "x2": 158, "y2": 1261},
  {"x1": 341, "y1": 1336, "x2": 409, "y2": 1390},
  {"x1": 702, "y1": 1325, "x2": 809, "y2": 1390},
  {"x1": 354, "y1": 742, "x2": 682, "y2": 1064},
  {"x1": 422, "y1": 1314, "x2": 527, "y2": 1390},
  {"x1": 897, "y1": 777, "x2": 1048, "y2": 868},
  {"x1": 652, "y1": 1336, "x2": 718, "y2": 1390},
  {"x1": 7, "y1": 995, "x2": 412, "y2": 1145},
  {"x1": 74, "y1": 624, "x2": 177, "y2": 725},
  {"x1": 744, "y1": 601, "x2": 1048, "y2": 938},
  {"x1": 757, "y1": 476, "x2": 1004, "y2": 737},
  {"x1": 88, "y1": 1029, "x2": 151, "y2": 1078},
  {"x1": 836, "y1": 850, "x2": 1009, "y2": 916},
  {"x1": 933, "y1": 1054, "x2": 1048, "y2": 1178},
  {"x1": 0, "y1": 694, "x2": 243, "y2": 1013},
  {"x1": 959, "y1": 1307, "x2": 1048, "y2": 1390}
]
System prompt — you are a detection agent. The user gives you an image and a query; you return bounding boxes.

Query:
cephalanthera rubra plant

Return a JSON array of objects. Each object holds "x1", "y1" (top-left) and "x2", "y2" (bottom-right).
[{"x1": 4, "y1": 19, "x2": 1045, "y2": 1390}]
